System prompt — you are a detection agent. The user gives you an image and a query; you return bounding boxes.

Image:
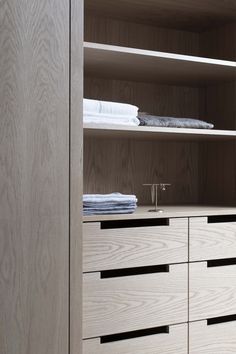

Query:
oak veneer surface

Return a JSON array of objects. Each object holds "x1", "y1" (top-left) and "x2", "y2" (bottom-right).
[
  {"x1": 189, "y1": 320, "x2": 236, "y2": 354},
  {"x1": 70, "y1": 0, "x2": 83, "y2": 353},
  {"x1": 84, "y1": 42, "x2": 236, "y2": 85},
  {"x1": 0, "y1": 1, "x2": 69, "y2": 354},
  {"x1": 190, "y1": 217, "x2": 236, "y2": 261},
  {"x1": 83, "y1": 264, "x2": 188, "y2": 338},
  {"x1": 84, "y1": 135, "x2": 199, "y2": 206},
  {"x1": 85, "y1": 14, "x2": 200, "y2": 56},
  {"x1": 85, "y1": 0, "x2": 236, "y2": 31},
  {"x1": 83, "y1": 323, "x2": 188, "y2": 354},
  {"x1": 83, "y1": 219, "x2": 188, "y2": 272},
  {"x1": 189, "y1": 262, "x2": 236, "y2": 321},
  {"x1": 83, "y1": 205, "x2": 236, "y2": 222}
]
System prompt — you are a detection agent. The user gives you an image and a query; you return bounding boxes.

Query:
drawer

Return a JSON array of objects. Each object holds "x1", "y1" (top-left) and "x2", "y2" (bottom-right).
[
  {"x1": 83, "y1": 218, "x2": 188, "y2": 272},
  {"x1": 189, "y1": 261, "x2": 236, "y2": 321},
  {"x1": 83, "y1": 264, "x2": 188, "y2": 338},
  {"x1": 189, "y1": 216, "x2": 236, "y2": 261},
  {"x1": 83, "y1": 323, "x2": 187, "y2": 354},
  {"x1": 189, "y1": 318, "x2": 236, "y2": 354}
]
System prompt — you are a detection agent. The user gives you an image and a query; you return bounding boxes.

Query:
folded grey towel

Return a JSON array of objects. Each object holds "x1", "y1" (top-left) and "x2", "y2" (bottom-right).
[{"x1": 138, "y1": 113, "x2": 214, "y2": 129}]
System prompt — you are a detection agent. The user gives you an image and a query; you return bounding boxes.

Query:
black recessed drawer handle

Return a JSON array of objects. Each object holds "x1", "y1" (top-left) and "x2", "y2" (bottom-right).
[
  {"x1": 101, "y1": 218, "x2": 169, "y2": 229},
  {"x1": 208, "y1": 215, "x2": 236, "y2": 224},
  {"x1": 101, "y1": 325, "x2": 169, "y2": 343},
  {"x1": 207, "y1": 258, "x2": 236, "y2": 268},
  {"x1": 207, "y1": 314, "x2": 236, "y2": 326},
  {"x1": 101, "y1": 264, "x2": 169, "y2": 279}
]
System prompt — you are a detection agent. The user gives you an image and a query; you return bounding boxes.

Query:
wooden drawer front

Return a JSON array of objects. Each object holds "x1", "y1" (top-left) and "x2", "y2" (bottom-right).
[
  {"x1": 189, "y1": 319, "x2": 236, "y2": 354},
  {"x1": 83, "y1": 264, "x2": 188, "y2": 338},
  {"x1": 189, "y1": 262, "x2": 236, "y2": 321},
  {"x1": 83, "y1": 218, "x2": 188, "y2": 272},
  {"x1": 83, "y1": 323, "x2": 187, "y2": 354},
  {"x1": 189, "y1": 216, "x2": 236, "y2": 261}
]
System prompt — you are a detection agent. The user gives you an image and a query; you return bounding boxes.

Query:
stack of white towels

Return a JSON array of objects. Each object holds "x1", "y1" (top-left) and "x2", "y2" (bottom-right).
[
  {"x1": 83, "y1": 193, "x2": 138, "y2": 215},
  {"x1": 83, "y1": 98, "x2": 140, "y2": 126}
]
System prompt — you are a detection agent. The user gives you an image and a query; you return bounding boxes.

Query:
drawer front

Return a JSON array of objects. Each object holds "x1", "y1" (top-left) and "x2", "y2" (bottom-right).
[
  {"x1": 83, "y1": 218, "x2": 188, "y2": 272},
  {"x1": 189, "y1": 262, "x2": 236, "y2": 321},
  {"x1": 83, "y1": 323, "x2": 187, "y2": 354},
  {"x1": 189, "y1": 216, "x2": 236, "y2": 261},
  {"x1": 189, "y1": 319, "x2": 236, "y2": 354},
  {"x1": 83, "y1": 264, "x2": 188, "y2": 338}
]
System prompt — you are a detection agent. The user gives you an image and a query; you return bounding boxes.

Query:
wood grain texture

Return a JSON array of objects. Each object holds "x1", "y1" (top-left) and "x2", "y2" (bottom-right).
[
  {"x1": 84, "y1": 42, "x2": 236, "y2": 85},
  {"x1": 189, "y1": 320, "x2": 236, "y2": 354},
  {"x1": 200, "y1": 23, "x2": 236, "y2": 61},
  {"x1": 189, "y1": 262, "x2": 236, "y2": 321},
  {"x1": 83, "y1": 264, "x2": 188, "y2": 338},
  {"x1": 70, "y1": 0, "x2": 83, "y2": 353},
  {"x1": 83, "y1": 323, "x2": 188, "y2": 354},
  {"x1": 0, "y1": 1, "x2": 69, "y2": 354},
  {"x1": 83, "y1": 218, "x2": 188, "y2": 272},
  {"x1": 85, "y1": 14, "x2": 200, "y2": 55},
  {"x1": 84, "y1": 136, "x2": 199, "y2": 205},
  {"x1": 189, "y1": 217, "x2": 236, "y2": 261},
  {"x1": 83, "y1": 205, "x2": 236, "y2": 222},
  {"x1": 85, "y1": 0, "x2": 236, "y2": 31},
  {"x1": 84, "y1": 123, "x2": 236, "y2": 141}
]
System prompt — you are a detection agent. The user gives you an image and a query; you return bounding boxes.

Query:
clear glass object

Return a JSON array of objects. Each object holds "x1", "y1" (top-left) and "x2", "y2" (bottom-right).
[{"x1": 143, "y1": 183, "x2": 171, "y2": 212}]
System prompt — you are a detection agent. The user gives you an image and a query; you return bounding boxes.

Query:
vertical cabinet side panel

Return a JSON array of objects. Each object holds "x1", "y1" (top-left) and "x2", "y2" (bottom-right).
[{"x1": 0, "y1": 0, "x2": 70, "y2": 353}]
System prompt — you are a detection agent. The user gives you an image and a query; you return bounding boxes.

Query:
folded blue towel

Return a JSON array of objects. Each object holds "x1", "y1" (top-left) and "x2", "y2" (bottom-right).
[{"x1": 83, "y1": 193, "x2": 137, "y2": 216}]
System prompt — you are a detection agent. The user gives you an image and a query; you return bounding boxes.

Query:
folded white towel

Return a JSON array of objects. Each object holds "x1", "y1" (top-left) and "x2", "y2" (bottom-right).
[
  {"x1": 84, "y1": 98, "x2": 139, "y2": 117},
  {"x1": 83, "y1": 193, "x2": 138, "y2": 204},
  {"x1": 84, "y1": 115, "x2": 140, "y2": 126}
]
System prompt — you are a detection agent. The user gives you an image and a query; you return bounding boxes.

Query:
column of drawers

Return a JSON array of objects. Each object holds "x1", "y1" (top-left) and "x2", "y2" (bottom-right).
[
  {"x1": 82, "y1": 218, "x2": 188, "y2": 354},
  {"x1": 189, "y1": 216, "x2": 236, "y2": 354}
]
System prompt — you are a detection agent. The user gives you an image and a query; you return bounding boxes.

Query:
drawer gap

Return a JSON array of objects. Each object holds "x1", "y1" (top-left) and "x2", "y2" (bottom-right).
[
  {"x1": 101, "y1": 264, "x2": 169, "y2": 278},
  {"x1": 208, "y1": 215, "x2": 236, "y2": 224},
  {"x1": 207, "y1": 314, "x2": 236, "y2": 326},
  {"x1": 101, "y1": 218, "x2": 169, "y2": 229},
  {"x1": 100, "y1": 325, "x2": 169, "y2": 343},
  {"x1": 207, "y1": 257, "x2": 236, "y2": 268}
]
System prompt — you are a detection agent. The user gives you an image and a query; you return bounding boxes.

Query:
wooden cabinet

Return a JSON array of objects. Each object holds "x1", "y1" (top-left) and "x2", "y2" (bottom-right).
[
  {"x1": 83, "y1": 264, "x2": 188, "y2": 338},
  {"x1": 83, "y1": 218, "x2": 188, "y2": 272},
  {"x1": 189, "y1": 319, "x2": 236, "y2": 354},
  {"x1": 83, "y1": 323, "x2": 188, "y2": 354},
  {"x1": 189, "y1": 216, "x2": 236, "y2": 261}
]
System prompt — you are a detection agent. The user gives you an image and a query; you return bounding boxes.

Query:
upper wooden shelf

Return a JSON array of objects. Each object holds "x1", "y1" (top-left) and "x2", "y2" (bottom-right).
[
  {"x1": 83, "y1": 205, "x2": 236, "y2": 222},
  {"x1": 85, "y1": 0, "x2": 236, "y2": 31},
  {"x1": 84, "y1": 123, "x2": 236, "y2": 141},
  {"x1": 84, "y1": 42, "x2": 236, "y2": 86}
]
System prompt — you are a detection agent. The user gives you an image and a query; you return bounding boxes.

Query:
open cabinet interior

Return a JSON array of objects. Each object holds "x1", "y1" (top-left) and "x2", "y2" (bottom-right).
[{"x1": 83, "y1": 0, "x2": 236, "y2": 218}]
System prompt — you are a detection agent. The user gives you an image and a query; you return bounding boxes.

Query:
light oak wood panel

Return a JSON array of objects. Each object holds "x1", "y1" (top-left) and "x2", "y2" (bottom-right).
[
  {"x1": 0, "y1": 0, "x2": 69, "y2": 353},
  {"x1": 189, "y1": 217, "x2": 236, "y2": 261},
  {"x1": 85, "y1": 14, "x2": 200, "y2": 56},
  {"x1": 189, "y1": 320, "x2": 236, "y2": 354},
  {"x1": 83, "y1": 205, "x2": 236, "y2": 222},
  {"x1": 84, "y1": 42, "x2": 236, "y2": 85},
  {"x1": 83, "y1": 323, "x2": 188, "y2": 354},
  {"x1": 84, "y1": 123, "x2": 236, "y2": 141},
  {"x1": 83, "y1": 218, "x2": 188, "y2": 272},
  {"x1": 83, "y1": 264, "x2": 188, "y2": 338},
  {"x1": 189, "y1": 262, "x2": 236, "y2": 321},
  {"x1": 70, "y1": 0, "x2": 83, "y2": 353},
  {"x1": 85, "y1": 0, "x2": 236, "y2": 31},
  {"x1": 84, "y1": 137, "x2": 199, "y2": 205}
]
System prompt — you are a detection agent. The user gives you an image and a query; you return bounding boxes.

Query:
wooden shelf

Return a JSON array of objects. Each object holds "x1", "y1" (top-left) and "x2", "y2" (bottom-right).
[
  {"x1": 84, "y1": 123, "x2": 236, "y2": 141},
  {"x1": 84, "y1": 42, "x2": 236, "y2": 85},
  {"x1": 83, "y1": 205, "x2": 236, "y2": 222}
]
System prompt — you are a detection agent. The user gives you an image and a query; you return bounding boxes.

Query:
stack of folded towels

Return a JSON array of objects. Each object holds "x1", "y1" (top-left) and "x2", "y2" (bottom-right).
[
  {"x1": 83, "y1": 193, "x2": 138, "y2": 215},
  {"x1": 83, "y1": 98, "x2": 140, "y2": 126}
]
